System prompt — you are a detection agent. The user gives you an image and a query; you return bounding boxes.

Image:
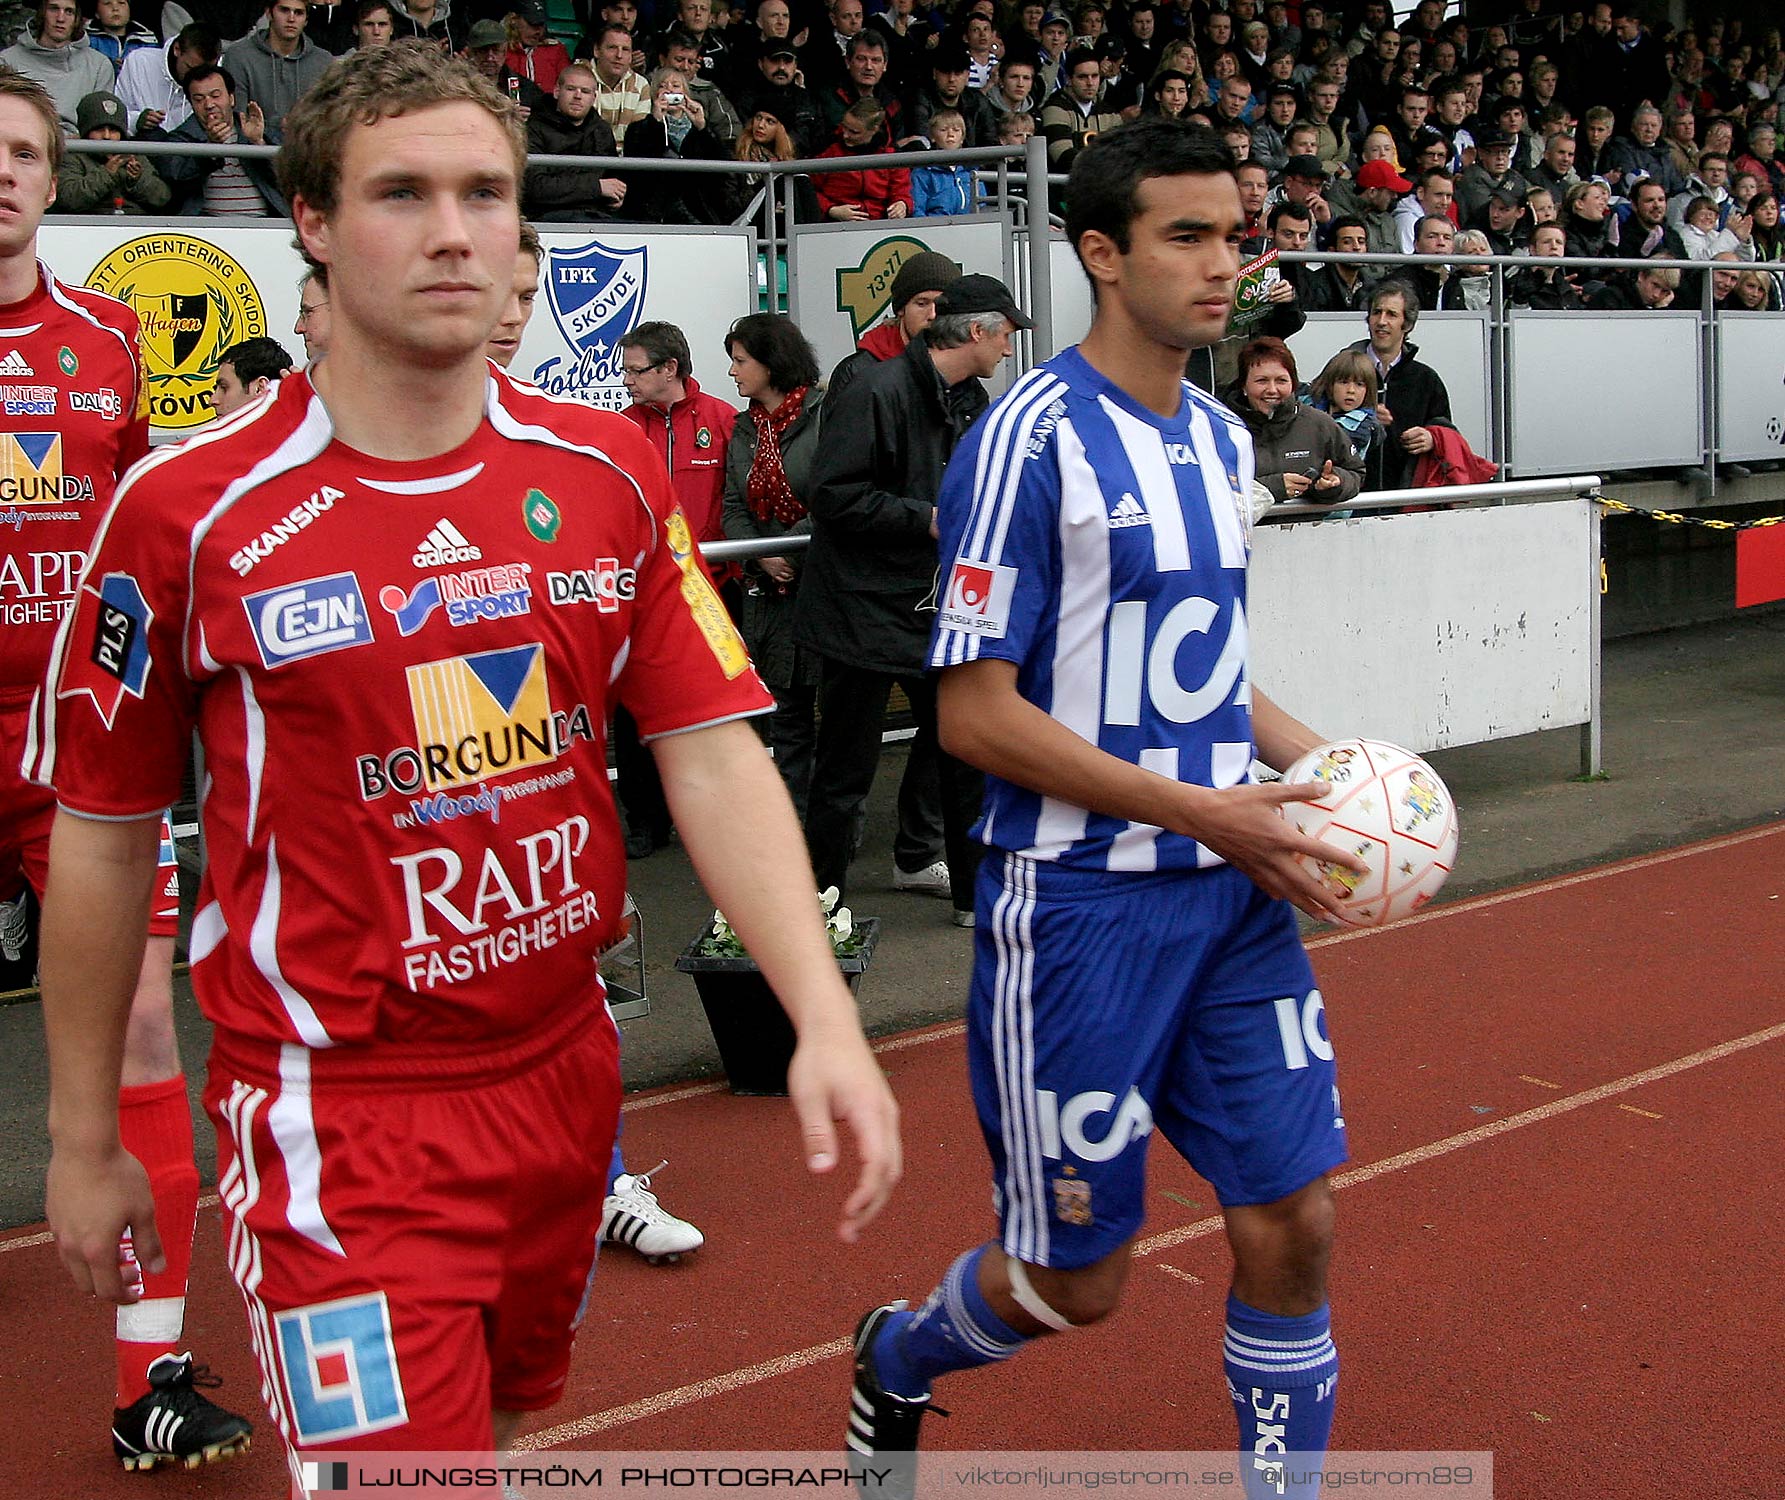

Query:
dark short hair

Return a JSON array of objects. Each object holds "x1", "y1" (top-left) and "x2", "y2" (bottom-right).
[
  {"x1": 660, "y1": 25, "x2": 701, "y2": 53},
  {"x1": 175, "y1": 19, "x2": 222, "y2": 56},
  {"x1": 621, "y1": 320, "x2": 692, "y2": 379},
  {"x1": 595, "y1": 20, "x2": 632, "y2": 44},
  {"x1": 1064, "y1": 117, "x2": 1235, "y2": 265},
  {"x1": 1370, "y1": 276, "x2": 1419, "y2": 328},
  {"x1": 1327, "y1": 213, "x2": 1367, "y2": 240},
  {"x1": 219, "y1": 336, "x2": 294, "y2": 384},
  {"x1": 725, "y1": 312, "x2": 819, "y2": 393},
  {"x1": 1267, "y1": 200, "x2": 1311, "y2": 229},
  {"x1": 183, "y1": 63, "x2": 237, "y2": 99},
  {"x1": 354, "y1": 0, "x2": 393, "y2": 19},
  {"x1": 844, "y1": 30, "x2": 884, "y2": 59}
]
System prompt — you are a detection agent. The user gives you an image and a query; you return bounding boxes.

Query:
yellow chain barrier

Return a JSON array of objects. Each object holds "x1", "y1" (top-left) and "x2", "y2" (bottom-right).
[{"x1": 1591, "y1": 492, "x2": 1785, "y2": 532}]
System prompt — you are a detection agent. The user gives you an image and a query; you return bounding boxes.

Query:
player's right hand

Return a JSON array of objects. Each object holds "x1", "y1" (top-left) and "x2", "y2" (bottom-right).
[
  {"x1": 1185, "y1": 780, "x2": 1368, "y2": 924},
  {"x1": 785, "y1": 1020, "x2": 901, "y2": 1244},
  {"x1": 47, "y1": 1144, "x2": 163, "y2": 1304}
]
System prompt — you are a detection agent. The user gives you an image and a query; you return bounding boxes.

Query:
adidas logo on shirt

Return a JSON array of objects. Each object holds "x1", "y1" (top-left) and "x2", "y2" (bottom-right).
[
  {"x1": 412, "y1": 518, "x2": 481, "y2": 567},
  {"x1": 0, "y1": 350, "x2": 34, "y2": 376},
  {"x1": 1108, "y1": 493, "x2": 1151, "y2": 529}
]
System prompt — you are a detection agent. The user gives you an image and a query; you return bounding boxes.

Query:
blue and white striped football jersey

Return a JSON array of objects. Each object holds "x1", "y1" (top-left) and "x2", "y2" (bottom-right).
[{"x1": 929, "y1": 346, "x2": 1259, "y2": 872}]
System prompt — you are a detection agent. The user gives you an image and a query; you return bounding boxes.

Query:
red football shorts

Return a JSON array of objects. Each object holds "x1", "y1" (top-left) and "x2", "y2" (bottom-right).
[
  {"x1": 0, "y1": 707, "x2": 178, "y2": 936},
  {"x1": 205, "y1": 1003, "x2": 622, "y2": 1456}
]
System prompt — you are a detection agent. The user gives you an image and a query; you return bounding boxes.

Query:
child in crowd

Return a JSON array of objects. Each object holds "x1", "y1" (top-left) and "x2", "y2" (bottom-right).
[
  {"x1": 1526, "y1": 186, "x2": 1557, "y2": 225},
  {"x1": 912, "y1": 107, "x2": 981, "y2": 215},
  {"x1": 1306, "y1": 348, "x2": 1382, "y2": 474},
  {"x1": 86, "y1": 0, "x2": 156, "y2": 71}
]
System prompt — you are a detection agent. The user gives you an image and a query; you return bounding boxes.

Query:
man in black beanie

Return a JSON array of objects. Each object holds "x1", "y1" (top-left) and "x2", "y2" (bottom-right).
[{"x1": 827, "y1": 247, "x2": 961, "y2": 402}]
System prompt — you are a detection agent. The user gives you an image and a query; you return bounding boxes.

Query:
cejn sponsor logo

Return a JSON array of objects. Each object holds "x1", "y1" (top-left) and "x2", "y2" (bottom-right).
[
  {"x1": 0, "y1": 382, "x2": 55, "y2": 416},
  {"x1": 412, "y1": 518, "x2": 481, "y2": 568},
  {"x1": 228, "y1": 486, "x2": 346, "y2": 576},
  {"x1": 242, "y1": 572, "x2": 375, "y2": 668},
  {"x1": 391, "y1": 815, "x2": 600, "y2": 990},
  {"x1": 378, "y1": 562, "x2": 532, "y2": 637},
  {"x1": 355, "y1": 642, "x2": 597, "y2": 827},
  {"x1": 545, "y1": 561, "x2": 635, "y2": 612}
]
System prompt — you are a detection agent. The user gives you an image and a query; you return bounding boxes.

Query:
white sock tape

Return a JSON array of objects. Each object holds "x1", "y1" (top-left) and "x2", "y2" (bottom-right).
[
  {"x1": 1005, "y1": 1256, "x2": 1073, "y2": 1332},
  {"x1": 116, "y1": 1295, "x2": 186, "y2": 1344}
]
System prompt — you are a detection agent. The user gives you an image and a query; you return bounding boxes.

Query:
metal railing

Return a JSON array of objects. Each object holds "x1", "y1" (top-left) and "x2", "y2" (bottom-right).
[{"x1": 59, "y1": 132, "x2": 1783, "y2": 485}]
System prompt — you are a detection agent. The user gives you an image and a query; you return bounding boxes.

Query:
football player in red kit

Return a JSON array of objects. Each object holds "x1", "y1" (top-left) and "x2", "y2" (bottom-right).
[
  {"x1": 33, "y1": 42, "x2": 899, "y2": 1482},
  {"x1": 0, "y1": 70, "x2": 253, "y2": 1471}
]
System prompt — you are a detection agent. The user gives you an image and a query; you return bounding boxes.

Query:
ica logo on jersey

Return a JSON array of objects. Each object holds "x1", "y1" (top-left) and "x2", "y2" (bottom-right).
[
  {"x1": 1102, "y1": 595, "x2": 1248, "y2": 728},
  {"x1": 243, "y1": 573, "x2": 375, "y2": 668}
]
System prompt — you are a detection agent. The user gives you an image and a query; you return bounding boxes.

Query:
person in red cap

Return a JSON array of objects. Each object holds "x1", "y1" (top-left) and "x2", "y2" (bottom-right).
[{"x1": 1330, "y1": 155, "x2": 1410, "y2": 255}]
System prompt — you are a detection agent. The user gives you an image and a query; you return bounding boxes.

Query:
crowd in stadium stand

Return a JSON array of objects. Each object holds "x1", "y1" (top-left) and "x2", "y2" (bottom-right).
[{"x1": 0, "y1": 0, "x2": 1776, "y2": 288}]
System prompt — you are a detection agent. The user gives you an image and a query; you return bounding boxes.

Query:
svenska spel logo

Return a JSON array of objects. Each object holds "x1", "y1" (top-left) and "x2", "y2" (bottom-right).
[{"x1": 87, "y1": 234, "x2": 267, "y2": 432}]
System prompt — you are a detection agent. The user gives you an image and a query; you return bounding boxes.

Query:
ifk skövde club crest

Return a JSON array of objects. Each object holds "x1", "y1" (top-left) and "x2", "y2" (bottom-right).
[{"x1": 532, "y1": 238, "x2": 648, "y2": 411}]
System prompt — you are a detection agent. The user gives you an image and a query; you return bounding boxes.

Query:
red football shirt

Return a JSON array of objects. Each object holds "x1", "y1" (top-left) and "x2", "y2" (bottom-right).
[
  {"x1": 0, "y1": 263, "x2": 148, "y2": 709},
  {"x1": 31, "y1": 367, "x2": 771, "y2": 1071}
]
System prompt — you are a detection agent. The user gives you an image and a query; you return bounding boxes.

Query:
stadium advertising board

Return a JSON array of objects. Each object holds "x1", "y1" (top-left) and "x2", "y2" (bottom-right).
[{"x1": 37, "y1": 223, "x2": 756, "y2": 439}]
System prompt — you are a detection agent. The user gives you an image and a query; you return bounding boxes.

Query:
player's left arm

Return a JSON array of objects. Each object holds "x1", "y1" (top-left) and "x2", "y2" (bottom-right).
[
  {"x1": 651, "y1": 721, "x2": 901, "y2": 1241},
  {"x1": 1251, "y1": 687, "x2": 1327, "y2": 774},
  {"x1": 41, "y1": 809, "x2": 164, "y2": 1303}
]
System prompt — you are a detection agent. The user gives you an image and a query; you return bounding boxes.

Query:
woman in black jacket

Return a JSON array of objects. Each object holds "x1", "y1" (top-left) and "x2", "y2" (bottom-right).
[
  {"x1": 721, "y1": 314, "x2": 826, "y2": 816},
  {"x1": 1225, "y1": 338, "x2": 1364, "y2": 507},
  {"x1": 623, "y1": 67, "x2": 732, "y2": 223}
]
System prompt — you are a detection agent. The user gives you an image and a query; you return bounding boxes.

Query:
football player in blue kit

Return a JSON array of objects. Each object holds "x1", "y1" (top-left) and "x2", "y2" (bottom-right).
[{"x1": 847, "y1": 117, "x2": 1368, "y2": 1499}]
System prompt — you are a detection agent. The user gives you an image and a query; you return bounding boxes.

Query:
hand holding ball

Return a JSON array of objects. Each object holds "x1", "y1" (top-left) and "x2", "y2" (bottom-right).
[{"x1": 1279, "y1": 739, "x2": 1460, "y2": 927}]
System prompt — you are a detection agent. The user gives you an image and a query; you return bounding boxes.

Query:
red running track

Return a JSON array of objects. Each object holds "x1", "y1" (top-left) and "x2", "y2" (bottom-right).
[{"x1": 2, "y1": 824, "x2": 1781, "y2": 1498}]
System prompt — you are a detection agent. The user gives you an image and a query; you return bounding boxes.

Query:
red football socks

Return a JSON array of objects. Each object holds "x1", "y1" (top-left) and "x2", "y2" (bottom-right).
[{"x1": 113, "y1": 1076, "x2": 199, "y2": 1407}]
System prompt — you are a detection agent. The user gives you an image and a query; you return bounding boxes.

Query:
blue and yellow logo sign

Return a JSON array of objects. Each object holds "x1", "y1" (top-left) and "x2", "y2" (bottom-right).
[
  {"x1": 0, "y1": 431, "x2": 64, "y2": 505},
  {"x1": 403, "y1": 643, "x2": 555, "y2": 792}
]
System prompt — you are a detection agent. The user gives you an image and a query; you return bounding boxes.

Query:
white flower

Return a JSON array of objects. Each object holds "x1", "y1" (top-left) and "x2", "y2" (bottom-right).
[
  {"x1": 819, "y1": 886, "x2": 840, "y2": 916},
  {"x1": 829, "y1": 905, "x2": 853, "y2": 944}
]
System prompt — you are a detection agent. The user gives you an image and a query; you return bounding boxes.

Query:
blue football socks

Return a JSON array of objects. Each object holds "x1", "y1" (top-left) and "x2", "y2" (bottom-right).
[
  {"x1": 1224, "y1": 1295, "x2": 1339, "y2": 1499},
  {"x1": 873, "y1": 1245, "x2": 1033, "y2": 1399}
]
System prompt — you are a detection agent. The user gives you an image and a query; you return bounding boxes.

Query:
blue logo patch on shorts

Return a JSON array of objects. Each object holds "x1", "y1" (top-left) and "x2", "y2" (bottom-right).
[{"x1": 274, "y1": 1291, "x2": 408, "y2": 1443}]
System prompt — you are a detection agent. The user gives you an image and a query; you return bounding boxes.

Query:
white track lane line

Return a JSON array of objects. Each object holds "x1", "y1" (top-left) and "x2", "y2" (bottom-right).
[{"x1": 518, "y1": 1018, "x2": 1785, "y2": 1450}]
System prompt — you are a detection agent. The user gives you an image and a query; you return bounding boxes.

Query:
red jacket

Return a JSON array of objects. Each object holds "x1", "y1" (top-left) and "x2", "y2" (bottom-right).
[
  {"x1": 1412, "y1": 424, "x2": 1496, "y2": 488},
  {"x1": 814, "y1": 142, "x2": 913, "y2": 218},
  {"x1": 620, "y1": 376, "x2": 736, "y2": 542}
]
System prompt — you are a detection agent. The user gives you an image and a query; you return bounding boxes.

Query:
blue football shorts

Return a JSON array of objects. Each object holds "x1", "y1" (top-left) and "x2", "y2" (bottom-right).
[{"x1": 969, "y1": 852, "x2": 1349, "y2": 1270}]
